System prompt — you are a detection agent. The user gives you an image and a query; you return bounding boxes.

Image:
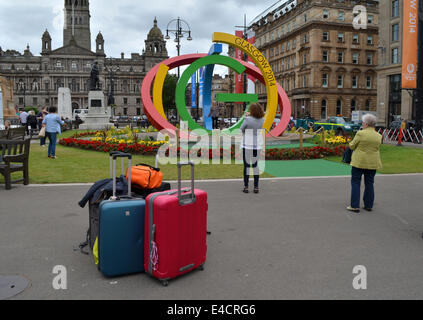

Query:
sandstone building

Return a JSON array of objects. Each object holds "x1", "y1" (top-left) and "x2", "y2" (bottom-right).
[
  {"x1": 0, "y1": 0, "x2": 168, "y2": 118},
  {"x1": 376, "y1": 0, "x2": 414, "y2": 126},
  {"x1": 250, "y1": 0, "x2": 379, "y2": 121}
]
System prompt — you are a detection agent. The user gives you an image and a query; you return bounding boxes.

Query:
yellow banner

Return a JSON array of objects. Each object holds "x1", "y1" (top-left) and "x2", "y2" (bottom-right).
[{"x1": 402, "y1": 0, "x2": 419, "y2": 89}]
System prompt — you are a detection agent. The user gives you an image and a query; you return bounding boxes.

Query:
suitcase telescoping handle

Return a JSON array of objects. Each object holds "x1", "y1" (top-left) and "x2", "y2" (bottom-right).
[
  {"x1": 109, "y1": 151, "x2": 126, "y2": 178},
  {"x1": 111, "y1": 152, "x2": 132, "y2": 200},
  {"x1": 177, "y1": 161, "x2": 195, "y2": 205}
]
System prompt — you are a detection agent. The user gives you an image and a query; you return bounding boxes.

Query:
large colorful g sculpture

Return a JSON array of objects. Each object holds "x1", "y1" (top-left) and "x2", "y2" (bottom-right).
[{"x1": 141, "y1": 32, "x2": 291, "y2": 137}]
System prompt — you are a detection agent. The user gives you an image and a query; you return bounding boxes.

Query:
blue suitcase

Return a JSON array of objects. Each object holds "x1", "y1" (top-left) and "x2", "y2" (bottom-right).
[{"x1": 98, "y1": 152, "x2": 146, "y2": 277}]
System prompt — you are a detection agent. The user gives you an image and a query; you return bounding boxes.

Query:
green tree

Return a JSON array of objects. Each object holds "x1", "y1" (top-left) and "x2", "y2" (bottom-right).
[{"x1": 162, "y1": 74, "x2": 178, "y2": 117}]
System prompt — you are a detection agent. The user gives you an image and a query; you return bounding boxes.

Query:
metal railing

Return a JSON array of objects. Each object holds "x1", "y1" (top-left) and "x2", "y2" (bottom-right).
[{"x1": 377, "y1": 128, "x2": 423, "y2": 144}]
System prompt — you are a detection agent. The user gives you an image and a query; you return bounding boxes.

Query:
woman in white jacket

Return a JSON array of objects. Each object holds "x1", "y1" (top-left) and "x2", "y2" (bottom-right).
[{"x1": 240, "y1": 103, "x2": 265, "y2": 194}]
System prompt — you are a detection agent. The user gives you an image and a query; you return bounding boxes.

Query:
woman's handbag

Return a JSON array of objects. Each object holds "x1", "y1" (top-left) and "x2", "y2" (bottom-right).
[
  {"x1": 38, "y1": 126, "x2": 46, "y2": 138},
  {"x1": 342, "y1": 147, "x2": 353, "y2": 164}
]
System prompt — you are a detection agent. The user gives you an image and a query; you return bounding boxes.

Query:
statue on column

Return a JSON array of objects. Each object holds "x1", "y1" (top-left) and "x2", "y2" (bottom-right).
[{"x1": 90, "y1": 61, "x2": 100, "y2": 91}]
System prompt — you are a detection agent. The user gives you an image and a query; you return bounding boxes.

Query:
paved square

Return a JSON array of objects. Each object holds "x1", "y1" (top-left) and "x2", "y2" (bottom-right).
[{"x1": 1, "y1": 174, "x2": 423, "y2": 299}]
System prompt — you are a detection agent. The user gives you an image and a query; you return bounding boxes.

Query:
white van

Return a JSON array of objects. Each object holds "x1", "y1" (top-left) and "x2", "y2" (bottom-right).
[{"x1": 73, "y1": 109, "x2": 89, "y2": 120}]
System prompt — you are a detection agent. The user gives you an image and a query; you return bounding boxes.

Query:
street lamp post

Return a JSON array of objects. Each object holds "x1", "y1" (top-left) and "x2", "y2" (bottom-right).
[
  {"x1": 164, "y1": 17, "x2": 193, "y2": 79},
  {"x1": 235, "y1": 14, "x2": 251, "y2": 112}
]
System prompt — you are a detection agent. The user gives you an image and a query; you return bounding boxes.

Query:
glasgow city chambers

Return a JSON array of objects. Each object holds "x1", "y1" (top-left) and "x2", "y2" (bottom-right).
[{"x1": 0, "y1": 0, "x2": 168, "y2": 117}]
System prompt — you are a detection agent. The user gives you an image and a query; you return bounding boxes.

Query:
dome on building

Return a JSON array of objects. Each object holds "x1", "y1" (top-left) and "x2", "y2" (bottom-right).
[{"x1": 147, "y1": 18, "x2": 164, "y2": 40}]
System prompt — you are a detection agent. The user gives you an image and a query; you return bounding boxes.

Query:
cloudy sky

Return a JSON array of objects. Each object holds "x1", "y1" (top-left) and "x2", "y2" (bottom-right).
[{"x1": 0, "y1": 0, "x2": 282, "y2": 61}]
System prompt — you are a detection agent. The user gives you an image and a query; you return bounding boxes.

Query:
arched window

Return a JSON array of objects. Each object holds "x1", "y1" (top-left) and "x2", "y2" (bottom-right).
[{"x1": 321, "y1": 99, "x2": 327, "y2": 119}]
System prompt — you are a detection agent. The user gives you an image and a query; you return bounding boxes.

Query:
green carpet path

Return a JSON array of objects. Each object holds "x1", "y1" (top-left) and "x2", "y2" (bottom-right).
[{"x1": 264, "y1": 159, "x2": 352, "y2": 177}]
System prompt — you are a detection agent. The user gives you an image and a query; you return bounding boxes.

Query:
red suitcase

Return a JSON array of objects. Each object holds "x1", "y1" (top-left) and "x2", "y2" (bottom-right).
[{"x1": 144, "y1": 162, "x2": 208, "y2": 286}]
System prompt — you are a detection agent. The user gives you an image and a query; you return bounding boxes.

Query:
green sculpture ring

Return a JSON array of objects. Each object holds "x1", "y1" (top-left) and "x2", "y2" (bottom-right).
[{"x1": 175, "y1": 55, "x2": 247, "y2": 134}]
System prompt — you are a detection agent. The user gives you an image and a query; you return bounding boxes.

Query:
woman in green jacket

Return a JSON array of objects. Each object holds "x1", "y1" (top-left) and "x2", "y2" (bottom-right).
[{"x1": 347, "y1": 114, "x2": 382, "y2": 213}]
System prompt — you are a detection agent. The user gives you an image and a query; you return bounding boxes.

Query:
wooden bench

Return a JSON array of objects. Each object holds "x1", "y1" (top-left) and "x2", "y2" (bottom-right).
[
  {"x1": 7, "y1": 127, "x2": 26, "y2": 140},
  {"x1": 0, "y1": 139, "x2": 31, "y2": 190}
]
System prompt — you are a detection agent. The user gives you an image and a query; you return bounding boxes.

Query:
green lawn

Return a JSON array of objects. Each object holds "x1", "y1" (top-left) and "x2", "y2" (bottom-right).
[
  {"x1": 1, "y1": 143, "x2": 274, "y2": 184},
  {"x1": 326, "y1": 144, "x2": 423, "y2": 174},
  {"x1": 2, "y1": 142, "x2": 422, "y2": 185}
]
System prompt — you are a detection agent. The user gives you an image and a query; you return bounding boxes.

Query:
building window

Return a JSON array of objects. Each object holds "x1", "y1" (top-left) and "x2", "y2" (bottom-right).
[
  {"x1": 45, "y1": 98, "x2": 50, "y2": 104},
  {"x1": 281, "y1": 44, "x2": 285, "y2": 53},
  {"x1": 366, "y1": 76, "x2": 372, "y2": 89},
  {"x1": 337, "y1": 75, "x2": 344, "y2": 88},
  {"x1": 353, "y1": 34, "x2": 359, "y2": 44},
  {"x1": 123, "y1": 108, "x2": 128, "y2": 115},
  {"x1": 338, "y1": 51, "x2": 344, "y2": 63},
  {"x1": 123, "y1": 98, "x2": 128, "y2": 105},
  {"x1": 392, "y1": 0, "x2": 399, "y2": 18},
  {"x1": 321, "y1": 100, "x2": 327, "y2": 119},
  {"x1": 56, "y1": 60, "x2": 62, "y2": 68},
  {"x1": 392, "y1": 24, "x2": 399, "y2": 42},
  {"x1": 367, "y1": 36, "x2": 373, "y2": 45},
  {"x1": 323, "y1": 50, "x2": 329, "y2": 62},
  {"x1": 19, "y1": 97, "x2": 24, "y2": 105},
  {"x1": 392, "y1": 48, "x2": 399, "y2": 64},
  {"x1": 336, "y1": 99, "x2": 342, "y2": 115},
  {"x1": 71, "y1": 61, "x2": 77, "y2": 70},
  {"x1": 136, "y1": 108, "x2": 141, "y2": 116},
  {"x1": 338, "y1": 11, "x2": 345, "y2": 21},
  {"x1": 368, "y1": 15, "x2": 374, "y2": 24},
  {"x1": 323, "y1": 31, "x2": 329, "y2": 41},
  {"x1": 365, "y1": 100, "x2": 371, "y2": 111},
  {"x1": 351, "y1": 99, "x2": 356, "y2": 111},
  {"x1": 323, "y1": 9, "x2": 329, "y2": 19},
  {"x1": 33, "y1": 97, "x2": 38, "y2": 105},
  {"x1": 292, "y1": 39, "x2": 296, "y2": 49},
  {"x1": 352, "y1": 53, "x2": 359, "y2": 64},
  {"x1": 367, "y1": 53, "x2": 373, "y2": 65},
  {"x1": 304, "y1": 13, "x2": 307, "y2": 22},
  {"x1": 322, "y1": 74, "x2": 328, "y2": 87},
  {"x1": 136, "y1": 98, "x2": 141, "y2": 105},
  {"x1": 352, "y1": 75, "x2": 358, "y2": 88},
  {"x1": 338, "y1": 33, "x2": 344, "y2": 43},
  {"x1": 287, "y1": 41, "x2": 291, "y2": 51}
]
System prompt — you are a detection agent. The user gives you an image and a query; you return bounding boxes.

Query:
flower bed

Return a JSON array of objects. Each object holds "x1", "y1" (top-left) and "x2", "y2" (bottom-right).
[
  {"x1": 266, "y1": 145, "x2": 348, "y2": 160},
  {"x1": 59, "y1": 138, "x2": 165, "y2": 155}
]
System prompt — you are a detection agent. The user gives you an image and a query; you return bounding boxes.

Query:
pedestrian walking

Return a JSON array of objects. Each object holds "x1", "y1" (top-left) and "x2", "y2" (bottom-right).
[
  {"x1": 27, "y1": 111, "x2": 37, "y2": 135},
  {"x1": 240, "y1": 103, "x2": 265, "y2": 194},
  {"x1": 347, "y1": 114, "x2": 382, "y2": 213},
  {"x1": 42, "y1": 106, "x2": 64, "y2": 159},
  {"x1": 208, "y1": 102, "x2": 220, "y2": 129},
  {"x1": 37, "y1": 107, "x2": 48, "y2": 147},
  {"x1": 19, "y1": 109, "x2": 29, "y2": 135}
]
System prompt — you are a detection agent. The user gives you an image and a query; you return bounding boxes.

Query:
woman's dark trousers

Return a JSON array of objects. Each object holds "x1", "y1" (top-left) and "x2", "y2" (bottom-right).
[
  {"x1": 351, "y1": 166, "x2": 376, "y2": 209},
  {"x1": 243, "y1": 148, "x2": 259, "y2": 188}
]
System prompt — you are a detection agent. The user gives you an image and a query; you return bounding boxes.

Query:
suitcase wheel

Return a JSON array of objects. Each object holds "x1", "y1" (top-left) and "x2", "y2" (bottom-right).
[
  {"x1": 199, "y1": 265, "x2": 205, "y2": 271},
  {"x1": 161, "y1": 280, "x2": 169, "y2": 287}
]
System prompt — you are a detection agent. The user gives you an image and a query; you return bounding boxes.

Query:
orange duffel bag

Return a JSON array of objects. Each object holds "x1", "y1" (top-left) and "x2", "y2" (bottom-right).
[{"x1": 126, "y1": 164, "x2": 163, "y2": 189}]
